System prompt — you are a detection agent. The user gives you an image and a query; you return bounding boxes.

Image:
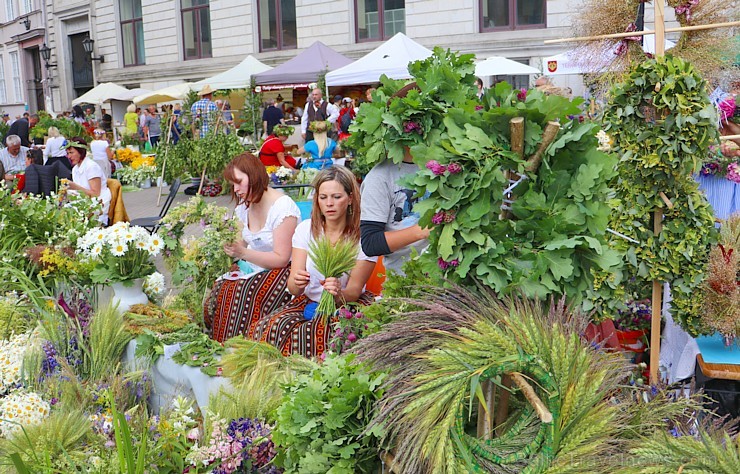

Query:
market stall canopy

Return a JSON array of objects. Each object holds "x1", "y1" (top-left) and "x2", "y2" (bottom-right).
[
  {"x1": 474, "y1": 56, "x2": 540, "y2": 76},
  {"x1": 192, "y1": 55, "x2": 273, "y2": 90},
  {"x1": 133, "y1": 83, "x2": 196, "y2": 105},
  {"x1": 325, "y1": 33, "x2": 432, "y2": 86},
  {"x1": 114, "y1": 88, "x2": 152, "y2": 102},
  {"x1": 253, "y1": 41, "x2": 353, "y2": 89},
  {"x1": 543, "y1": 34, "x2": 676, "y2": 75},
  {"x1": 71, "y1": 82, "x2": 130, "y2": 105}
]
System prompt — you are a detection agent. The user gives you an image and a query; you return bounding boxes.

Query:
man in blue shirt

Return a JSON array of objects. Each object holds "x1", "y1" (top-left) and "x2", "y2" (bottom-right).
[{"x1": 262, "y1": 98, "x2": 284, "y2": 136}]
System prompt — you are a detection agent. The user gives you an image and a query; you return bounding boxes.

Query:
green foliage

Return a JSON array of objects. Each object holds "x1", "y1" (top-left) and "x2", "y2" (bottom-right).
[
  {"x1": 409, "y1": 81, "x2": 624, "y2": 317},
  {"x1": 240, "y1": 79, "x2": 263, "y2": 139},
  {"x1": 347, "y1": 47, "x2": 477, "y2": 171},
  {"x1": 169, "y1": 330, "x2": 225, "y2": 376},
  {"x1": 29, "y1": 115, "x2": 89, "y2": 141},
  {"x1": 154, "y1": 131, "x2": 246, "y2": 182},
  {"x1": 0, "y1": 294, "x2": 35, "y2": 339},
  {"x1": 273, "y1": 353, "x2": 386, "y2": 473},
  {"x1": 604, "y1": 55, "x2": 718, "y2": 335},
  {"x1": 83, "y1": 304, "x2": 133, "y2": 381}
]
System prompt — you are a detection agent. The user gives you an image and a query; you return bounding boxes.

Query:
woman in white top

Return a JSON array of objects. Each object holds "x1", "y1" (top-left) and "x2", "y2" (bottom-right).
[
  {"x1": 43, "y1": 126, "x2": 71, "y2": 170},
  {"x1": 253, "y1": 166, "x2": 377, "y2": 357},
  {"x1": 65, "y1": 137, "x2": 111, "y2": 225},
  {"x1": 90, "y1": 129, "x2": 115, "y2": 178},
  {"x1": 203, "y1": 152, "x2": 301, "y2": 342}
]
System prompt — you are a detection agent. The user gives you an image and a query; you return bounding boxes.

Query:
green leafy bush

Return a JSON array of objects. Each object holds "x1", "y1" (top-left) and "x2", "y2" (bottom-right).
[{"x1": 272, "y1": 353, "x2": 385, "y2": 473}]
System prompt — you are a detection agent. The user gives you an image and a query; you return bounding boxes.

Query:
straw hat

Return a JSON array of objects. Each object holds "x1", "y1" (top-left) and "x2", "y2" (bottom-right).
[{"x1": 198, "y1": 84, "x2": 214, "y2": 96}]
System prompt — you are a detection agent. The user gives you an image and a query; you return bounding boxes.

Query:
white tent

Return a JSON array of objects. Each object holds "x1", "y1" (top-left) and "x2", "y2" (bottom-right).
[
  {"x1": 543, "y1": 34, "x2": 676, "y2": 75},
  {"x1": 72, "y1": 82, "x2": 130, "y2": 105},
  {"x1": 133, "y1": 83, "x2": 196, "y2": 105},
  {"x1": 325, "y1": 33, "x2": 432, "y2": 86},
  {"x1": 193, "y1": 55, "x2": 273, "y2": 90},
  {"x1": 475, "y1": 57, "x2": 540, "y2": 76}
]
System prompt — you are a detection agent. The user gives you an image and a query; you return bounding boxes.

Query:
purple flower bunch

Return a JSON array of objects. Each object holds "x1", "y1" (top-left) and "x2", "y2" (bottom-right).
[
  {"x1": 727, "y1": 162, "x2": 740, "y2": 183},
  {"x1": 431, "y1": 211, "x2": 456, "y2": 225},
  {"x1": 193, "y1": 417, "x2": 281, "y2": 474},
  {"x1": 700, "y1": 162, "x2": 720, "y2": 176},
  {"x1": 41, "y1": 341, "x2": 59, "y2": 377},
  {"x1": 226, "y1": 418, "x2": 279, "y2": 471},
  {"x1": 403, "y1": 120, "x2": 423, "y2": 135},
  {"x1": 437, "y1": 257, "x2": 460, "y2": 270},
  {"x1": 330, "y1": 307, "x2": 367, "y2": 354},
  {"x1": 426, "y1": 160, "x2": 462, "y2": 176},
  {"x1": 615, "y1": 299, "x2": 651, "y2": 332}
]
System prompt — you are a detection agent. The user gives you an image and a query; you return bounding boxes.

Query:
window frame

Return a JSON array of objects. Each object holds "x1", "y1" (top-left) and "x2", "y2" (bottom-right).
[
  {"x1": 256, "y1": 0, "x2": 297, "y2": 52},
  {"x1": 181, "y1": 0, "x2": 212, "y2": 60},
  {"x1": 21, "y1": 0, "x2": 32, "y2": 15},
  {"x1": 354, "y1": 0, "x2": 405, "y2": 43},
  {"x1": 479, "y1": 0, "x2": 546, "y2": 33},
  {"x1": 9, "y1": 52, "x2": 22, "y2": 103},
  {"x1": 5, "y1": 0, "x2": 15, "y2": 21},
  {"x1": 120, "y1": 0, "x2": 145, "y2": 66},
  {"x1": 0, "y1": 56, "x2": 7, "y2": 104}
]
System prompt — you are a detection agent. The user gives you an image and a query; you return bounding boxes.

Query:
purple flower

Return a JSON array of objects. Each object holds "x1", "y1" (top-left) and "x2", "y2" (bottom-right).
[
  {"x1": 449, "y1": 259, "x2": 460, "y2": 267},
  {"x1": 447, "y1": 162, "x2": 462, "y2": 174},
  {"x1": 347, "y1": 333, "x2": 357, "y2": 343},
  {"x1": 437, "y1": 258, "x2": 449, "y2": 270},
  {"x1": 475, "y1": 105, "x2": 484, "y2": 111},
  {"x1": 517, "y1": 88, "x2": 527, "y2": 101},
  {"x1": 403, "y1": 120, "x2": 423, "y2": 134},
  {"x1": 432, "y1": 212, "x2": 445, "y2": 225},
  {"x1": 426, "y1": 160, "x2": 440, "y2": 171}
]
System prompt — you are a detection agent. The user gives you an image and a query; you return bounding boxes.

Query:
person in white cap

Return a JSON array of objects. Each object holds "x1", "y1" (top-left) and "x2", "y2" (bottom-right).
[{"x1": 191, "y1": 84, "x2": 218, "y2": 138}]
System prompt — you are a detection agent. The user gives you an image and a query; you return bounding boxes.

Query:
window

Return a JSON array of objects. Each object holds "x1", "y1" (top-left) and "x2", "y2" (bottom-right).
[
  {"x1": 120, "y1": 0, "x2": 145, "y2": 65},
  {"x1": 5, "y1": 0, "x2": 15, "y2": 21},
  {"x1": 21, "y1": 0, "x2": 32, "y2": 15},
  {"x1": 182, "y1": 0, "x2": 211, "y2": 60},
  {"x1": 0, "y1": 56, "x2": 7, "y2": 104},
  {"x1": 356, "y1": 0, "x2": 404, "y2": 41},
  {"x1": 480, "y1": 0, "x2": 545, "y2": 31},
  {"x1": 9, "y1": 52, "x2": 22, "y2": 103},
  {"x1": 257, "y1": 0, "x2": 296, "y2": 52}
]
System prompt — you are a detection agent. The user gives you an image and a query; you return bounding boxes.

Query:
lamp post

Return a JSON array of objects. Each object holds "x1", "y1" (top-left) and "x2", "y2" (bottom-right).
[
  {"x1": 38, "y1": 43, "x2": 56, "y2": 112},
  {"x1": 81, "y1": 37, "x2": 105, "y2": 63}
]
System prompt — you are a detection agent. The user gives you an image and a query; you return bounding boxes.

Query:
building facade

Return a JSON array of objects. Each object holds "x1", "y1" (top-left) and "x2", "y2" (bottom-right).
[{"x1": 35, "y1": 0, "x2": 674, "y2": 112}]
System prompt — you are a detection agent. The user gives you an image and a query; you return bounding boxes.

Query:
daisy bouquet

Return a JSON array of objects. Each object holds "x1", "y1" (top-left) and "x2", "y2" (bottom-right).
[
  {"x1": 76, "y1": 222, "x2": 164, "y2": 284},
  {"x1": 308, "y1": 235, "x2": 358, "y2": 321}
]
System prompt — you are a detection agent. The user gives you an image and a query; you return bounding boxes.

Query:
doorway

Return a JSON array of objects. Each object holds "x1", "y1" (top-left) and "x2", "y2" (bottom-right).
[{"x1": 69, "y1": 32, "x2": 93, "y2": 97}]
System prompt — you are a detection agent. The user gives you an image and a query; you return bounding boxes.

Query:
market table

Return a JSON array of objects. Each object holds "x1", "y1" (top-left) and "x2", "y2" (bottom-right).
[{"x1": 122, "y1": 340, "x2": 231, "y2": 414}]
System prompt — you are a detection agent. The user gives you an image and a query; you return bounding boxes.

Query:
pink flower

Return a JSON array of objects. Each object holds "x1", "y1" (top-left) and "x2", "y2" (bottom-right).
[
  {"x1": 475, "y1": 105, "x2": 484, "y2": 111},
  {"x1": 447, "y1": 162, "x2": 462, "y2": 174},
  {"x1": 187, "y1": 427, "x2": 201, "y2": 440},
  {"x1": 432, "y1": 212, "x2": 445, "y2": 225},
  {"x1": 727, "y1": 162, "x2": 740, "y2": 183},
  {"x1": 443, "y1": 212, "x2": 456, "y2": 224},
  {"x1": 449, "y1": 259, "x2": 460, "y2": 267},
  {"x1": 347, "y1": 333, "x2": 357, "y2": 343},
  {"x1": 517, "y1": 88, "x2": 527, "y2": 101},
  {"x1": 425, "y1": 160, "x2": 447, "y2": 176},
  {"x1": 437, "y1": 258, "x2": 449, "y2": 270}
]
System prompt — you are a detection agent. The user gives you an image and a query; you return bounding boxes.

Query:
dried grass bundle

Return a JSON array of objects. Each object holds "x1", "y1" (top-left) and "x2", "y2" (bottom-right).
[{"x1": 703, "y1": 214, "x2": 740, "y2": 337}]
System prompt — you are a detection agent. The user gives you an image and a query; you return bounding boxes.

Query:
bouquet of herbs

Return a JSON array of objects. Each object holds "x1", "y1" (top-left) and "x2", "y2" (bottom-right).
[
  {"x1": 613, "y1": 299, "x2": 651, "y2": 332},
  {"x1": 700, "y1": 143, "x2": 740, "y2": 182},
  {"x1": 307, "y1": 236, "x2": 358, "y2": 321}
]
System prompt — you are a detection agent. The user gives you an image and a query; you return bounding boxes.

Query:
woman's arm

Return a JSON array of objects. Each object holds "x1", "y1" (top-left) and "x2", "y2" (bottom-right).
[
  {"x1": 287, "y1": 248, "x2": 310, "y2": 296},
  {"x1": 276, "y1": 152, "x2": 295, "y2": 170},
  {"x1": 323, "y1": 259, "x2": 376, "y2": 303},
  {"x1": 69, "y1": 177, "x2": 101, "y2": 197},
  {"x1": 240, "y1": 216, "x2": 298, "y2": 269}
]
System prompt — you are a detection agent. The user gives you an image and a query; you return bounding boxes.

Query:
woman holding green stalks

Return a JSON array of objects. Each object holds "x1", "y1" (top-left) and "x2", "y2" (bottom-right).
[{"x1": 253, "y1": 165, "x2": 377, "y2": 357}]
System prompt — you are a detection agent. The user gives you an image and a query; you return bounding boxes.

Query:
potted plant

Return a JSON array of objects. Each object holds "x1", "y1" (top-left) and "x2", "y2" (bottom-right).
[
  {"x1": 75, "y1": 222, "x2": 165, "y2": 313},
  {"x1": 613, "y1": 299, "x2": 651, "y2": 352}
]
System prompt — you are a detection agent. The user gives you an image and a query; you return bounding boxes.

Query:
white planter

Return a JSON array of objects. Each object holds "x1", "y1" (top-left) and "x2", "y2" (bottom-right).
[
  {"x1": 110, "y1": 279, "x2": 149, "y2": 314},
  {"x1": 139, "y1": 178, "x2": 152, "y2": 189},
  {"x1": 126, "y1": 145, "x2": 140, "y2": 152}
]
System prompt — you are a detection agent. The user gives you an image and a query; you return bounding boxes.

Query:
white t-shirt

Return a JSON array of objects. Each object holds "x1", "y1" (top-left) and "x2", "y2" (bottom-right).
[
  {"x1": 292, "y1": 219, "x2": 377, "y2": 302},
  {"x1": 90, "y1": 139, "x2": 111, "y2": 178},
  {"x1": 44, "y1": 136, "x2": 67, "y2": 160},
  {"x1": 73, "y1": 157, "x2": 111, "y2": 224},
  {"x1": 234, "y1": 194, "x2": 301, "y2": 272}
]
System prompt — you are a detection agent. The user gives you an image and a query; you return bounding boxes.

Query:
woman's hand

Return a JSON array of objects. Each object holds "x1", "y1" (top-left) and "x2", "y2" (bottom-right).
[
  {"x1": 223, "y1": 240, "x2": 248, "y2": 260},
  {"x1": 321, "y1": 277, "x2": 342, "y2": 296},
  {"x1": 66, "y1": 181, "x2": 81, "y2": 191},
  {"x1": 292, "y1": 270, "x2": 311, "y2": 291}
]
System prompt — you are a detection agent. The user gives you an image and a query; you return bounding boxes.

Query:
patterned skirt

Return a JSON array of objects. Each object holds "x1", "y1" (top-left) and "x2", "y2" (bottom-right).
[
  {"x1": 203, "y1": 266, "x2": 292, "y2": 342},
  {"x1": 252, "y1": 292, "x2": 375, "y2": 358}
]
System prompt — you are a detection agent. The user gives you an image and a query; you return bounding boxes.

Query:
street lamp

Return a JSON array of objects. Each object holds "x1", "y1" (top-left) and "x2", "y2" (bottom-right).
[
  {"x1": 39, "y1": 43, "x2": 56, "y2": 69},
  {"x1": 82, "y1": 37, "x2": 105, "y2": 63}
]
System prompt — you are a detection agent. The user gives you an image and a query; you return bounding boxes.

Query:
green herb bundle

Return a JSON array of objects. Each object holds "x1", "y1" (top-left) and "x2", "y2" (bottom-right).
[{"x1": 308, "y1": 235, "x2": 358, "y2": 321}]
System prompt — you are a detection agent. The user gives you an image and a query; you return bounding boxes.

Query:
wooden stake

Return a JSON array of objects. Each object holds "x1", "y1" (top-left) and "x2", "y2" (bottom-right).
[
  {"x1": 650, "y1": 208, "x2": 663, "y2": 385},
  {"x1": 476, "y1": 381, "x2": 495, "y2": 439},
  {"x1": 511, "y1": 373, "x2": 553, "y2": 423},
  {"x1": 380, "y1": 452, "x2": 400, "y2": 474},
  {"x1": 525, "y1": 121, "x2": 561, "y2": 173},
  {"x1": 654, "y1": 0, "x2": 666, "y2": 56},
  {"x1": 501, "y1": 117, "x2": 525, "y2": 220},
  {"x1": 543, "y1": 21, "x2": 740, "y2": 45},
  {"x1": 658, "y1": 192, "x2": 674, "y2": 210},
  {"x1": 494, "y1": 374, "x2": 512, "y2": 435}
]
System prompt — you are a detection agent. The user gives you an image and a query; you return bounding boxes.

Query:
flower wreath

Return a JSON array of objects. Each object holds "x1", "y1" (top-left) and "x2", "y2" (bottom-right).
[
  {"x1": 308, "y1": 120, "x2": 331, "y2": 134},
  {"x1": 272, "y1": 124, "x2": 294, "y2": 137}
]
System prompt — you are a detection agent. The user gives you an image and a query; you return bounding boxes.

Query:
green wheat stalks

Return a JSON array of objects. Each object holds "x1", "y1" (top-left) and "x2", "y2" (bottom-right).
[{"x1": 307, "y1": 235, "x2": 358, "y2": 322}]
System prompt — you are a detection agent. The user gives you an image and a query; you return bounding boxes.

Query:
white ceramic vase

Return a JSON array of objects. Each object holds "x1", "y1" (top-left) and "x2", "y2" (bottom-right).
[
  {"x1": 110, "y1": 279, "x2": 148, "y2": 314},
  {"x1": 139, "y1": 178, "x2": 152, "y2": 189}
]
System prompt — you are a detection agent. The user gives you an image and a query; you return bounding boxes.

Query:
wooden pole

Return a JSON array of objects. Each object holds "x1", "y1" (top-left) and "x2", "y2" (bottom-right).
[
  {"x1": 650, "y1": 208, "x2": 663, "y2": 384},
  {"x1": 525, "y1": 121, "x2": 561, "y2": 173},
  {"x1": 494, "y1": 375, "x2": 512, "y2": 436},
  {"x1": 544, "y1": 30, "x2": 657, "y2": 44},
  {"x1": 501, "y1": 117, "x2": 525, "y2": 220},
  {"x1": 544, "y1": 22, "x2": 740, "y2": 45},
  {"x1": 156, "y1": 114, "x2": 176, "y2": 206},
  {"x1": 654, "y1": 0, "x2": 666, "y2": 56},
  {"x1": 511, "y1": 373, "x2": 553, "y2": 423}
]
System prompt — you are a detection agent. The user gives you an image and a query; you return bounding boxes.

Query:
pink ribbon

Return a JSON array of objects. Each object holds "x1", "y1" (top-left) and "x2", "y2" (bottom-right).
[
  {"x1": 675, "y1": 0, "x2": 699, "y2": 23},
  {"x1": 615, "y1": 23, "x2": 642, "y2": 56}
]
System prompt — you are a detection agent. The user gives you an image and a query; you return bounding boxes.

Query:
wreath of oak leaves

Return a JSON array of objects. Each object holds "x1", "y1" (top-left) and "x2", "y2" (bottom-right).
[
  {"x1": 603, "y1": 54, "x2": 718, "y2": 336},
  {"x1": 352, "y1": 49, "x2": 625, "y2": 316}
]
